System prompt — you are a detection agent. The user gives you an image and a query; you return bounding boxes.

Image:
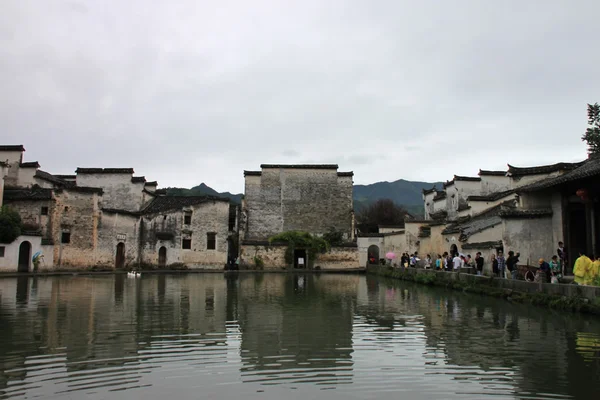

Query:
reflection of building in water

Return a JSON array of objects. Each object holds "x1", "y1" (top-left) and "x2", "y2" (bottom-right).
[
  {"x1": 236, "y1": 274, "x2": 358, "y2": 385},
  {"x1": 361, "y1": 277, "x2": 600, "y2": 399},
  {"x1": 0, "y1": 274, "x2": 230, "y2": 395}
]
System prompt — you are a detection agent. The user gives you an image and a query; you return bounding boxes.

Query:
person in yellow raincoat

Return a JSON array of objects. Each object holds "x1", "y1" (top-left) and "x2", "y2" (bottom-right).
[{"x1": 573, "y1": 254, "x2": 600, "y2": 285}]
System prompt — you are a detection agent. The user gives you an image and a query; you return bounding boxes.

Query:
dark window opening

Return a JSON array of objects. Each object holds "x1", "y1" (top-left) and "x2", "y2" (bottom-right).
[
  {"x1": 0, "y1": 246, "x2": 5, "y2": 257},
  {"x1": 61, "y1": 232, "x2": 71, "y2": 244},
  {"x1": 64, "y1": 206, "x2": 69, "y2": 212},
  {"x1": 182, "y1": 239, "x2": 192, "y2": 249},
  {"x1": 163, "y1": 215, "x2": 167, "y2": 220},
  {"x1": 41, "y1": 207, "x2": 49, "y2": 215},
  {"x1": 207, "y1": 232, "x2": 216, "y2": 250},
  {"x1": 184, "y1": 213, "x2": 192, "y2": 225}
]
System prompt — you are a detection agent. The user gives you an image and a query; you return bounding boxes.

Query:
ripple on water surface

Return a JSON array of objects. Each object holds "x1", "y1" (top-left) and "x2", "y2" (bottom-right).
[{"x1": 0, "y1": 274, "x2": 598, "y2": 399}]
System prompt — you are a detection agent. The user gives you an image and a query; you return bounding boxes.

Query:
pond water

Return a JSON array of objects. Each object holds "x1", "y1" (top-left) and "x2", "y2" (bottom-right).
[{"x1": 0, "y1": 273, "x2": 599, "y2": 399}]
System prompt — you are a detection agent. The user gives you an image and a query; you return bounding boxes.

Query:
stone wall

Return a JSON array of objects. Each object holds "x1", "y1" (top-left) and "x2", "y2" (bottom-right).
[
  {"x1": 140, "y1": 201, "x2": 230, "y2": 268},
  {"x1": 76, "y1": 172, "x2": 144, "y2": 212},
  {"x1": 244, "y1": 167, "x2": 353, "y2": 240},
  {"x1": 368, "y1": 265, "x2": 600, "y2": 312},
  {"x1": 240, "y1": 243, "x2": 360, "y2": 270},
  {"x1": 4, "y1": 199, "x2": 52, "y2": 236},
  {"x1": 52, "y1": 190, "x2": 101, "y2": 267},
  {"x1": 0, "y1": 149, "x2": 23, "y2": 187},
  {"x1": 357, "y1": 236, "x2": 384, "y2": 266},
  {"x1": 96, "y1": 211, "x2": 139, "y2": 268}
]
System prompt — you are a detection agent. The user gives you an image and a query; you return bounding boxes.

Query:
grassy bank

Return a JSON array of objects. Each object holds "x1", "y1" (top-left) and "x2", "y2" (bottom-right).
[{"x1": 368, "y1": 265, "x2": 600, "y2": 315}]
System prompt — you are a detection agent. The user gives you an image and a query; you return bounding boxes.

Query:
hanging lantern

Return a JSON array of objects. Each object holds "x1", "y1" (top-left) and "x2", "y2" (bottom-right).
[{"x1": 576, "y1": 188, "x2": 589, "y2": 201}]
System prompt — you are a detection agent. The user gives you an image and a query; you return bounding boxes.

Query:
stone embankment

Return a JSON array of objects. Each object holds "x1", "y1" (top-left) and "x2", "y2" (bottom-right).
[{"x1": 367, "y1": 265, "x2": 600, "y2": 315}]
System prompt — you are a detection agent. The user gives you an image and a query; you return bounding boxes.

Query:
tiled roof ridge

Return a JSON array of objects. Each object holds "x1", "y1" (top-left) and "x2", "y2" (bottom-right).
[
  {"x1": 76, "y1": 168, "x2": 134, "y2": 174},
  {"x1": 0, "y1": 145, "x2": 25, "y2": 152},
  {"x1": 260, "y1": 164, "x2": 339, "y2": 169},
  {"x1": 454, "y1": 175, "x2": 481, "y2": 182},
  {"x1": 20, "y1": 161, "x2": 40, "y2": 168},
  {"x1": 479, "y1": 169, "x2": 506, "y2": 176},
  {"x1": 244, "y1": 171, "x2": 262, "y2": 176},
  {"x1": 507, "y1": 161, "x2": 585, "y2": 177}
]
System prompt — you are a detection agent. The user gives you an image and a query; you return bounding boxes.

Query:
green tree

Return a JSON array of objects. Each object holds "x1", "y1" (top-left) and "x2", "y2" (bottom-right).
[
  {"x1": 582, "y1": 103, "x2": 600, "y2": 154},
  {"x1": 356, "y1": 198, "x2": 409, "y2": 233},
  {"x1": 0, "y1": 206, "x2": 22, "y2": 243}
]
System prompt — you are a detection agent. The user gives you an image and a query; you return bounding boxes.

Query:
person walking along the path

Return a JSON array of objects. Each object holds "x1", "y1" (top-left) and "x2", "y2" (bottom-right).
[
  {"x1": 506, "y1": 251, "x2": 520, "y2": 279},
  {"x1": 475, "y1": 252, "x2": 484, "y2": 276},
  {"x1": 497, "y1": 250, "x2": 506, "y2": 278},
  {"x1": 491, "y1": 254, "x2": 498, "y2": 276}
]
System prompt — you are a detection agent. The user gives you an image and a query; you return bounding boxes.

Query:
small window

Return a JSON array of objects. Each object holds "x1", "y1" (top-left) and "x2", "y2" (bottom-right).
[
  {"x1": 163, "y1": 215, "x2": 167, "y2": 220},
  {"x1": 0, "y1": 246, "x2": 5, "y2": 257},
  {"x1": 184, "y1": 212, "x2": 192, "y2": 225},
  {"x1": 207, "y1": 232, "x2": 216, "y2": 250},
  {"x1": 182, "y1": 238, "x2": 192, "y2": 249},
  {"x1": 61, "y1": 232, "x2": 71, "y2": 244},
  {"x1": 41, "y1": 207, "x2": 49, "y2": 215},
  {"x1": 64, "y1": 206, "x2": 69, "y2": 212}
]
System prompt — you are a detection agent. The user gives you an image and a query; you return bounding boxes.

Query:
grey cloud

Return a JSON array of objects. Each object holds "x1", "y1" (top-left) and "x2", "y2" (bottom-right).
[{"x1": 1, "y1": 0, "x2": 599, "y2": 193}]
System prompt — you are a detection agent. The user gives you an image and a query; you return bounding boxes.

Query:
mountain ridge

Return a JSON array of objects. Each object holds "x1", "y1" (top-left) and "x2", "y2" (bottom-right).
[{"x1": 166, "y1": 179, "x2": 442, "y2": 216}]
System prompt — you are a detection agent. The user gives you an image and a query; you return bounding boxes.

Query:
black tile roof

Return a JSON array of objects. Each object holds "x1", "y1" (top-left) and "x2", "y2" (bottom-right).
[
  {"x1": 0, "y1": 145, "x2": 25, "y2": 152},
  {"x1": 507, "y1": 161, "x2": 585, "y2": 177},
  {"x1": 54, "y1": 174, "x2": 76, "y2": 180},
  {"x1": 518, "y1": 157, "x2": 600, "y2": 192},
  {"x1": 131, "y1": 176, "x2": 146, "y2": 183},
  {"x1": 35, "y1": 170, "x2": 73, "y2": 188},
  {"x1": 499, "y1": 208, "x2": 553, "y2": 218},
  {"x1": 467, "y1": 189, "x2": 516, "y2": 202},
  {"x1": 102, "y1": 208, "x2": 141, "y2": 217},
  {"x1": 144, "y1": 181, "x2": 158, "y2": 186},
  {"x1": 76, "y1": 168, "x2": 134, "y2": 174},
  {"x1": 479, "y1": 170, "x2": 506, "y2": 176},
  {"x1": 20, "y1": 161, "x2": 40, "y2": 168},
  {"x1": 65, "y1": 186, "x2": 103, "y2": 194},
  {"x1": 433, "y1": 191, "x2": 447, "y2": 201},
  {"x1": 142, "y1": 195, "x2": 229, "y2": 214},
  {"x1": 443, "y1": 180, "x2": 454, "y2": 188},
  {"x1": 454, "y1": 175, "x2": 481, "y2": 182},
  {"x1": 337, "y1": 172, "x2": 354, "y2": 177},
  {"x1": 244, "y1": 171, "x2": 261, "y2": 176},
  {"x1": 356, "y1": 233, "x2": 384, "y2": 238},
  {"x1": 3, "y1": 188, "x2": 53, "y2": 201},
  {"x1": 260, "y1": 164, "x2": 339, "y2": 169},
  {"x1": 442, "y1": 200, "x2": 516, "y2": 236},
  {"x1": 422, "y1": 186, "x2": 437, "y2": 195},
  {"x1": 429, "y1": 210, "x2": 448, "y2": 220},
  {"x1": 461, "y1": 240, "x2": 503, "y2": 250}
]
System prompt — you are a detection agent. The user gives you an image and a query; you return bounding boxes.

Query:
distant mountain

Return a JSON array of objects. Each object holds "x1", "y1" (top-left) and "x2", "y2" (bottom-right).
[
  {"x1": 353, "y1": 179, "x2": 442, "y2": 217},
  {"x1": 165, "y1": 183, "x2": 243, "y2": 204},
  {"x1": 166, "y1": 179, "x2": 441, "y2": 216}
]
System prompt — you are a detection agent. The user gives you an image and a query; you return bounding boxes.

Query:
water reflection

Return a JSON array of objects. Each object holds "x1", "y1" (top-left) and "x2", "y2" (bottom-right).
[{"x1": 0, "y1": 273, "x2": 597, "y2": 399}]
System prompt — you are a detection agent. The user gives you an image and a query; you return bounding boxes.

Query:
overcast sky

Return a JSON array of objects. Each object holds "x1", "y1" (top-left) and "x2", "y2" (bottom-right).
[{"x1": 2, "y1": 0, "x2": 599, "y2": 193}]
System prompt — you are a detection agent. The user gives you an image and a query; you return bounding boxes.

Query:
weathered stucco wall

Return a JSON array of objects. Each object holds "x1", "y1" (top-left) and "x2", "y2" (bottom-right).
[
  {"x1": 96, "y1": 211, "x2": 139, "y2": 268},
  {"x1": 469, "y1": 194, "x2": 517, "y2": 215},
  {"x1": 0, "y1": 236, "x2": 54, "y2": 271},
  {"x1": 244, "y1": 167, "x2": 353, "y2": 240},
  {"x1": 480, "y1": 175, "x2": 510, "y2": 194},
  {"x1": 52, "y1": 190, "x2": 101, "y2": 267},
  {"x1": 467, "y1": 224, "x2": 502, "y2": 243},
  {"x1": 357, "y1": 236, "x2": 384, "y2": 266},
  {"x1": 418, "y1": 225, "x2": 446, "y2": 257},
  {"x1": 140, "y1": 201, "x2": 230, "y2": 268},
  {"x1": 240, "y1": 244, "x2": 360, "y2": 270},
  {"x1": 4, "y1": 199, "x2": 53, "y2": 236},
  {"x1": 17, "y1": 166, "x2": 37, "y2": 188},
  {"x1": 76, "y1": 172, "x2": 144, "y2": 212},
  {"x1": 502, "y1": 217, "x2": 554, "y2": 266},
  {"x1": 403, "y1": 222, "x2": 421, "y2": 253}
]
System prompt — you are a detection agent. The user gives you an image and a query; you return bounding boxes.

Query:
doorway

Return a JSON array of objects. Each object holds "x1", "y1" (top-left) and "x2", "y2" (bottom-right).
[
  {"x1": 367, "y1": 245, "x2": 380, "y2": 265},
  {"x1": 294, "y1": 249, "x2": 307, "y2": 269},
  {"x1": 450, "y1": 244, "x2": 458, "y2": 257},
  {"x1": 115, "y1": 243, "x2": 126, "y2": 269},
  {"x1": 158, "y1": 246, "x2": 167, "y2": 267},
  {"x1": 18, "y1": 241, "x2": 31, "y2": 272}
]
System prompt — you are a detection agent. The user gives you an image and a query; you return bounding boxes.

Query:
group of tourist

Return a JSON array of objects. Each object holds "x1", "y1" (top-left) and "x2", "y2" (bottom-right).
[{"x1": 394, "y1": 241, "x2": 569, "y2": 283}]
